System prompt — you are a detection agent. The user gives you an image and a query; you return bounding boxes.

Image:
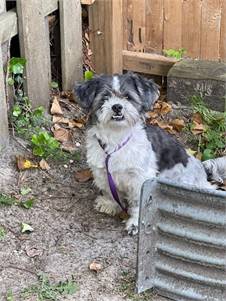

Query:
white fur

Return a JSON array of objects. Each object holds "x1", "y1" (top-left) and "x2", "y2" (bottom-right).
[
  {"x1": 112, "y1": 76, "x2": 120, "y2": 92},
  {"x1": 202, "y1": 156, "x2": 226, "y2": 184},
  {"x1": 86, "y1": 85, "x2": 214, "y2": 235}
]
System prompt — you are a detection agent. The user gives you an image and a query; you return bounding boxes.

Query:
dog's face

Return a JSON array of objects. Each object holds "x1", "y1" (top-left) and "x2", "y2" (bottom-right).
[{"x1": 74, "y1": 72, "x2": 159, "y2": 128}]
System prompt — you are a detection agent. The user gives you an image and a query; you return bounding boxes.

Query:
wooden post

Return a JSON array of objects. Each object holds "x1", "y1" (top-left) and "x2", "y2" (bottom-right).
[
  {"x1": 59, "y1": 0, "x2": 83, "y2": 89},
  {"x1": 16, "y1": 0, "x2": 51, "y2": 108},
  {"x1": 89, "y1": 0, "x2": 123, "y2": 74},
  {"x1": 0, "y1": 0, "x2": 9, "y2": 146}
]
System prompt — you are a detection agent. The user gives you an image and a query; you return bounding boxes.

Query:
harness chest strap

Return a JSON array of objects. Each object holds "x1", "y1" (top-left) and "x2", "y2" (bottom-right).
[{"x1": 97, "y1": 134, "x2": 132, "y2": 213}]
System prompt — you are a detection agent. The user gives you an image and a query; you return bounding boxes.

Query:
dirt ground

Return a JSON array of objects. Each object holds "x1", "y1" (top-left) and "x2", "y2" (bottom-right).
[{"x1": 0, "y1": 131, "x2": 167, "y2": 301}]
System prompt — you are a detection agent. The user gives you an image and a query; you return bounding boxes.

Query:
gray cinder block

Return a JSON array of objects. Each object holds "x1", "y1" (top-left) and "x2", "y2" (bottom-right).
[{"x1": 167, "y1": 60, "x2": 226, "y2": 111}]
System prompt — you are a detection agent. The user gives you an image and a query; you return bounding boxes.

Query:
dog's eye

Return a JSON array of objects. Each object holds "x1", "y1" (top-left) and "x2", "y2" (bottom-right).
[{"x1": 123, "y1": 94, "x2": 130, "y2": 100}]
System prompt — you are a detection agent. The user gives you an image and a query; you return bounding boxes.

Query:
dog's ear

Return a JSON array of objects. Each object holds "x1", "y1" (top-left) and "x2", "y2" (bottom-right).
[
  {"x1": 74, "y1": 78, "x2": 99, "y2": 112},
  {"x1": 125, "y1": 72, "x2": 160, "y2": 111}
]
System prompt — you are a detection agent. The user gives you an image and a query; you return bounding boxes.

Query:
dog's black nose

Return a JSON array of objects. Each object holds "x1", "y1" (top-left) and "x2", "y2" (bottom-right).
[{"x1": 112, "y1": 104, "x2": 123, "y2": 113}]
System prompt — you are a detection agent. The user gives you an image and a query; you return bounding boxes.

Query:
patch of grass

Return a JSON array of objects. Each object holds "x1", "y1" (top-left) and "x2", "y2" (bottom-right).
[
  {"x1": 8, "y1": 57, "x2": 80, "y2": 162},
  {"x1": 21, "y1": 274, "x2": 77, "y2": 301},
  {"x1": 163, "y1": 48, "x2": 186, "y2": 59},
  {"x1": 0, "y1": 226, "x2": 6, "y2": 240},
  {"x1": 6, "y1": 289, "x2": 14, "y2": 301},
  {"x1": 118, "y1": 271, "x2": 156, "y2": 301},
  {"x1": 0, "y1": 194, "x2": 17, "y2": 206},
  {"x1": 190, "y1": 95, "x2": 226, "y2": 160}
]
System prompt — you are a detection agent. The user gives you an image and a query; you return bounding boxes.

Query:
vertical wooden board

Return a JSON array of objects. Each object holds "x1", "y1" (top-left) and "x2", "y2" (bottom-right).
[
  {"x1": 182, "y1": 0, "x2": 202, "y2": 58},
  {"x1": 89, "y1": 0, "x2": 122, "y2": 74},
  {"x1": 59, "y1": 0, "x2": 83, "y2": 90},
  {"x1": 0, "y1": 0, "x2": 9, "y2": 145},
  {"x1": 125, "y1": 0, "x2": 134, "y2": 50},
  {"x1": 220, "y1": 0, "x2": 226, "y2": 61},
  {"x1": 200, "y1": 0, "x2": 222, "y2": 60},
  {"x1": 122, "y1": 0, "x2": 128, "y2": 50},
  {"x1": 88, "y1": 0, "x2": 106, "y2": 73},
  {"x1": 16, "y1": 0, "x2": 51, "y2": 108},
  {"x1": 131, "y1": 0, "x2": 146, "y2": 52},
  {"x1": 0, "y1": 45, "x2": 9, "y2": 146},
  {"x1": 145, "y1": 0, "x2": 164, "y2": 53},
  {"x1": 111, "y1": 0, "x2": 123, "y2": 73},
  {"x1": 163, "y1": 0, "x2": 182, "y2": 50}
]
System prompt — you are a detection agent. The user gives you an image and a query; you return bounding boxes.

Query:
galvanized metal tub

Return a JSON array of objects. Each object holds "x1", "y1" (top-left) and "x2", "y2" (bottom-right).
[{"x1": 137, "y1": 178, "x2": 226, "y2": 301}]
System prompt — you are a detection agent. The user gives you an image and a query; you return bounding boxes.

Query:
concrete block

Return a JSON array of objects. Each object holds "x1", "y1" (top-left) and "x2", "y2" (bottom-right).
[{"x1": 167, "y1": 60, "x2": 226, "y2": 111}]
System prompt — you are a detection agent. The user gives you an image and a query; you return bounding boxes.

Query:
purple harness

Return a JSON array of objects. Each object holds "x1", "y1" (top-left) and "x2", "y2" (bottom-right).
[{"x1": 97, "y1": 134, "x2": 132, "y2": 213}]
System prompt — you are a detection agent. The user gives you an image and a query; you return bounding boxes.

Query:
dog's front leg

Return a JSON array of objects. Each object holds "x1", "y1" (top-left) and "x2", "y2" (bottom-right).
[
  {"x1": 125, "y1": 178, "x2": 145, "y2": 235},
  {"x1": 95, "y1": 193, "x2": 122, "y2": 216},
  {"x1": 93, "y1": 167, "x2": 122, "y2": 216}
]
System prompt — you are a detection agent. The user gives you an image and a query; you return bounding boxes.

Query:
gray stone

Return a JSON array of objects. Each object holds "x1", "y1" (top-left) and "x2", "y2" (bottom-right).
[{"x1": 167, "y1": 59, "x2": 226, "y2": 111}]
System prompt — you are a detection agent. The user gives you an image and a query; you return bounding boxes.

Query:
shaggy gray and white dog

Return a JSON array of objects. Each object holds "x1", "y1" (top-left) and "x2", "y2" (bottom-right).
[{"x1": 75, "y1": 72, "x2": 213, "y2": 235}]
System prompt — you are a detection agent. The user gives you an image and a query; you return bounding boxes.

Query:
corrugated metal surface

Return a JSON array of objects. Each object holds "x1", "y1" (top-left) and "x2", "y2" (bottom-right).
[{"x1": 136, "y1": 178, "x2": 226, "y2": 301}]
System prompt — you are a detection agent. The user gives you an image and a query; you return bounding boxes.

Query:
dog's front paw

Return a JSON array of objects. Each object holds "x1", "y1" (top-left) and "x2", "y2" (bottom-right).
[
  {"x1": 95, "y1": 196, "x2": 120, "y2": 216},
  {"x1": 125, "y1": 217, "x2": 138, "y2": 235}
]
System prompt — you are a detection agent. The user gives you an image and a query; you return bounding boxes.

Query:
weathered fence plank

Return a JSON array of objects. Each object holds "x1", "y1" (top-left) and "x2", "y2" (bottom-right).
[
  {"x1": 163, "y1": 0, "x2": 182, "y2": 50},
  {"x1": 123, "y1": 50, "x2": 176, "y2": 76},
  {"x1": 16, "y1": 0, "x2": 51, "y2": 108},
  {"x1": 145, "y1": 0, "x2": 163, "y2": 54},
  {"x1": 0, "y1": 9, "x2": 17, "y2": 44},
  {"x1": 200, "y1": 0, "x2": 222, "y2": 60},
  {"x1": 220, "y1": 0, "x2": 226, "y2": 61},
  {"x1": 182, "y1": 0, "x2": 202, "y2": 58},
  {"x1": 0, "y1": 0, "x2": 9, "y2": 146},
  {"x1": 43, "y1": 0, "x2": 58, "y2": 16},
  {"x1": 89, "y1": 0, "x2": 123, "y2": 74},
  {"x1": 59, "y1": 0, "x2": 83, "y2": 90}
]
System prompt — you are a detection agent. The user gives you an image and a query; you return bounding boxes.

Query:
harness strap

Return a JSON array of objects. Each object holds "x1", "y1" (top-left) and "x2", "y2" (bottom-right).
[{"x1": 97, "y1": 134, "x2": 132, "y2": 212}]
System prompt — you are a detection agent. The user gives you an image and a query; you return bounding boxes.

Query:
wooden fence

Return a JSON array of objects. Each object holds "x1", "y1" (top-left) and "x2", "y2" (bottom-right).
[
  {"x1": 89, "y1": 0, "x2": 226, "y2": 75},
  {"x1": 0, "y1": 0, "x2": 84, "y2": 145}
]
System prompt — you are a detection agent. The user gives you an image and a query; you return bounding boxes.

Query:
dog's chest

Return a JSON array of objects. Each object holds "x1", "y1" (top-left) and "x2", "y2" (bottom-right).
[{"x1": 86, "y1": 127, "x2": 158, "y2": 187}]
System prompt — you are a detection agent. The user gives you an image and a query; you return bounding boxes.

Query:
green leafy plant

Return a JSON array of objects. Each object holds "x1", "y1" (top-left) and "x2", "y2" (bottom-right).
[
  {"x1": 8, "y1": 57, "x2": 80, "y2": 162},
  {"x1": 163, "y1": 48, "x2": 186, "y2": 59},
  {"x1": 0, "y1": 226, "x2": 6, "y2": 240},
  {"x1": 50, "y1": 81, "x2": 59, "y2": 89},
  {"x1": 6, "y1": 289, "x2": 14, "y2": 301},
  {"x1": 84, "y1": 70, "x2": 94, "y2": 81},
  {"x1": 31, "y1": 131, "x2": 60, "y2": 158},
  {"x1": 0, "y1": 194, "x2": 17, "y2": 206},
  {"x1": 22, "y1": 274, "x2": 77, "y2": 301},
  {"x1": 189, "y1": 95, "x2": 226, "y2": 160}
]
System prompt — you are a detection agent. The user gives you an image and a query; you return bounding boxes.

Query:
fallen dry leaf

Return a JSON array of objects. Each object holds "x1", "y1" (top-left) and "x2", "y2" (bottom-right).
[
  {"x1": 25, "y1": 246, "x2": 43, "y2": 258},
  {"x1": 61, "y1": 142, "x2": 77, "y2": 153},
  {"x1": 17, "y1": 156, "x2": 38, "y2": 170},
  {"x1": 192, "y1": 112, "x2": 203, "y2": 124},
  {"x1": 146, "y1": 111, "x2": 158, "y2": 119},
  {"x1": 154, "y1": 101, "x2": 172, "y2": 115},
  {"x1": 53, "y1": 127, "x2": 71, "y2": 143},
  {"x1": 89, "y1": 261, "x2": 103, "y2": 272},
  {"x1": 186, "y1": 148, "x2": 197, "y2": 156},
  {"x1": 75, "y1": 169, "x2": 93, "y2": 182},
  {"x1": 169, "y1": 118, "x2": 185, "y2": 132},
  {"x1": 50, "y1": 96, "x2": 63, "y2": 115},
  {"x1": 68, "y1": 120, "x2": 84, "y2": 129},
  {"x1": 150, "y1": 119, "x2": 174, "y2": 134},
  {"x1": 39, "y1": 159, "x2": 50, "y2": 170},
  {"x1": 52, "y1": 115, "x2": 70, "y2": 124},
  {"x1": 191, "y1": 121, "x2": 205, "y2": 135},
  {"x1": 195, "y1": 152, "x2": 203, "y2": 160}
]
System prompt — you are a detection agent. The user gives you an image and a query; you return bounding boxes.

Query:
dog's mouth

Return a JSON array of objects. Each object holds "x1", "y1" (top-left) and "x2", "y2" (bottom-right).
[{"x1": 111, "y1": 114, "x2": 125, "y2": 121}]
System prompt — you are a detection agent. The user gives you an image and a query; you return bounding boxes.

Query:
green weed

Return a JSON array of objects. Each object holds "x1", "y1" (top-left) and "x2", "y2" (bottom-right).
[
  {"x1": 8, "y1": 57, "x2": 79, "y2": 161},
  {"x1": 163, "y1": 48, "x2": 186, "y2": 59},
  {"x1": 21, "y1": 274, "x2": 77, "y2": 301},
  {"x1": 118, "y1": 271, "x2": 155, "y2": 301},
  {"x1": 189, "y1": 95, "x2": 226, "y2": 160}
]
